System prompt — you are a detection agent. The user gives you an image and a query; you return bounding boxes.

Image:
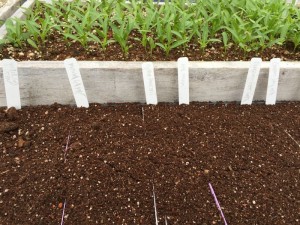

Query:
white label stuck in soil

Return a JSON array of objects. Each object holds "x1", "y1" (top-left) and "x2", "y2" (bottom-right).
[
  {"x1": 43, "y1": 0, "x2": 53, "y2": 4},
  {"x1": 142, "y1": 62, "x2": 157, "y2": 105},
  {"x1": 241, "y1": 58, "x2": 262, "y2": 105},
  {"x1": 178, "y1": 57, "x2": 189, "y2": 105},
  {"x1": 3, "y1": 59, "x2": 21, "y2": 109},
  {"x1": 64, "y1": 58, "x2": 89, "y2": 108},
  {"x1": 266, "y1": 58, "x2": 281, "y2": 105}
]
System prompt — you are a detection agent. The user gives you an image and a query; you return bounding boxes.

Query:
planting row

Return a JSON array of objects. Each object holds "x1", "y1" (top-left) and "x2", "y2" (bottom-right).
[
  {"x1": 0, "y1": 57, "x2": 286, "y2": 108},
  {"x1": 0, "y1": 0, "x2": 300, "y2": 58}
]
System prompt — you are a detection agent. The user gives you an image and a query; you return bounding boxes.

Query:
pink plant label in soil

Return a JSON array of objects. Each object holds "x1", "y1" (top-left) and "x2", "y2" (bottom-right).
[
  {"x1": 142, "y1": 62, "x2": 157, "y2": 105},
  {"x1": 266, "y1": 58, "x2": 281, "y2": 105},
  {"x1": 178, "y1": 57, "x2": 189, "y2": 105},
  {"x1": 209, "y1": 182, "x2": 228, "y2": 225},
  {"x1": 64, "y1": 58, "x2": 89, "y2": 108},
  {"x1": 2, "y1": 59, "x2": 21, "y2": 109},
  {"x1": 241, "y1": 57, "x2": 262, "y2": 105}
]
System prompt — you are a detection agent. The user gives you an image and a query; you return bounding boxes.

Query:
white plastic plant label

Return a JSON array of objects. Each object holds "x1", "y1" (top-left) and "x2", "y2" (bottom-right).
[
  {"x1": 178, "y1": 57, "x2": 189, "y2": 105},
  {"x1": 241, "y1": 57, "x2": 262, "y2": 105},
  {"x1": 142, "y1": 62, "x2": 158, "y2": 105},
  {"x1": 3, "y1": 59, "x2": 21, "y2": 109},
  {"x1": 64, "y1": 58, "x2": 89, "y2": 108},
  {"x1": 43, "y1": 0, "x2": 52, "y2": 4},
  {"x1": 266, "y1": 58, "x2": 281, "y2": 105}
]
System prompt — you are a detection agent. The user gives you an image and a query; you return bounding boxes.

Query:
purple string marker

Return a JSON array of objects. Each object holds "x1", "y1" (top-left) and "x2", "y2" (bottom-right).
[
  {"x1": 209, "y1": 183, "x2": 228, "y2": 225},
  {"x1": 60, "y1": 199, "x2": 67, "y2": 225}
]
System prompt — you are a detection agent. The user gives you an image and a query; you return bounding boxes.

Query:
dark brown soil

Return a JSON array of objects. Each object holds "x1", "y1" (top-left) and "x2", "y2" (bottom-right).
[
  {"x1": 1, "y1": 35, "x2": 300, "y2": 61},
  {"x1": 0, "y1": 102, "x2": 300, "y2": 225}
]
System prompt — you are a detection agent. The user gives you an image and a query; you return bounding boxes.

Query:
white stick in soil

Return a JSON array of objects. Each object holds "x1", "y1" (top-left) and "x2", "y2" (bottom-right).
[
  {"x1": 164, "y1": 216, "x2": 168, "y2": 225},
  {"x1": 64, "y1": 58, "x2": 89, "y2": 108},
  {"x1": 153, "y1": 184, "x2": 159, "y2": 225},
  {"x1": 43, "y1": 0, "x2": 53, "y2": 4},
  {"x1": 142, "y1": 62, "x2": 158, "y2": 105},
  {"x1": 178, "y1": 57, "x2": 189, "y2": 105},
  {"x1": 266, "y1": 58, "x2": 281, "y2": 105},
  {"x1": 142, "y1": 107, "x2": 145, "y2": 122},
  {"x1": 241, "y1": 57, "x2": 262, "y2": 105},
  {"x1": 208, "y1": 183, "x2": 228, "y2": 225},
  {"x1": 60, "y1": 199, "x2": 67, "y2": 225},
  {"x1": 3, "y1": 59, "x2": 21, "y2": 109},
  {"x1": 284, "y1": 130, "x2": 300, "y2": 148},
  {"x1": 63, "y1": 133, "x2": 71, "y2": 163}
]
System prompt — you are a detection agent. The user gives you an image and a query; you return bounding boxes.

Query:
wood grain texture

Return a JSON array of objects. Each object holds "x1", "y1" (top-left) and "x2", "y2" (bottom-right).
[
  {"x1": 0, "y1": 0, "x2": 34, "y2": 38},
  {"x1": 1, "y1": 61, "x2": 300, "y2": 106},
  {"x1": 0, "y1": 0, "x2": 22, "y2": 20}
]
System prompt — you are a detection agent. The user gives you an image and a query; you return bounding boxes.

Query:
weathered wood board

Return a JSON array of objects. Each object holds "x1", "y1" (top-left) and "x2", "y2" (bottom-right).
[
  {"x1": 0, "y1": 0, "x2": 35, "y2": 38},
  {"x1": 0, "y1": 0, "x2": 21, "y2": 21},
  {"x1": 1, "y1": 61, "x2": 300, "y2": 106}
]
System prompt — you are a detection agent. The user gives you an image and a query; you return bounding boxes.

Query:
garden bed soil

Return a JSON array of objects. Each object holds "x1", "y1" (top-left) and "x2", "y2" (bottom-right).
[
  {"x1": 0, "y1": 102, "x2": 300, "y2": 224},
  {"x1": 1, "y1": 40, "x2": 300, "y2": 61}
]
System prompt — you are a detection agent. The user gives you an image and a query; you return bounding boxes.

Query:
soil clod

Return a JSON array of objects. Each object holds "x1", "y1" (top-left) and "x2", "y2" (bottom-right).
[
  {"x1": 6, "y1": 107, "x2": 18, "y2": 121},
  {"x1": 0, "y1": 122, "x2": 19, "y2": 133}
]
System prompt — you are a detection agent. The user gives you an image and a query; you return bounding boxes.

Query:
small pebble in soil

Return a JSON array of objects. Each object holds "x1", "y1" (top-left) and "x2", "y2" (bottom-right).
[
  {"x1": 28, "y1": 52, "x2": 35, "y2": 58},
  {"x1": 14, "y1": 157, "x2": 20, "y2": 164},
  {"x1": 204, "y1": 169, "x2": 209, "y2": 174},
  {"x1": 18, "y1": 138, "x2": 25, "y2": 148}
]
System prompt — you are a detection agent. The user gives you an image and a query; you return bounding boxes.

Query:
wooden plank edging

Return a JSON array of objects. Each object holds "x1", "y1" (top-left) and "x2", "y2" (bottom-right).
[
  {"x1": 0, "y1": 0, "x2": 21, "y2": 21},
  {"x1": 1, "y1": 60, "x2": 300, "y2": 106},
  {"x1": 0, "y1": 0, "x2": 35, "y2": 38}
]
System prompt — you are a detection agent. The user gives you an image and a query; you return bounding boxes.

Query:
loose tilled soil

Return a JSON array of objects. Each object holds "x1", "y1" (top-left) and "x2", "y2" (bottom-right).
[{"x1": 0, "y1": 103, "x2": 300, "y2": 224}]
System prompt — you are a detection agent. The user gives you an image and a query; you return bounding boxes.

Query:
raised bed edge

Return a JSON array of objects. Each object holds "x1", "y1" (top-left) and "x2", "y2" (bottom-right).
[
  {"x1": 0, "y1": 0, "x2": 35, "y2": 38},
  {"x1": 0, "y1": 0, "x2": 22, "y2": 21},
  {"x1": 1, "y1": 60, "x2": 300, "y2": 106}
]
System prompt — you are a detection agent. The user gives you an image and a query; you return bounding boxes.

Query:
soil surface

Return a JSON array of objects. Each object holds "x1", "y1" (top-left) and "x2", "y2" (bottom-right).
[
  {"x1": 1, "y1": 36, "x2": 300, "y2": 61},
  {"x1": 0, "y1": 102, "x2": 300, "y2": 224}
]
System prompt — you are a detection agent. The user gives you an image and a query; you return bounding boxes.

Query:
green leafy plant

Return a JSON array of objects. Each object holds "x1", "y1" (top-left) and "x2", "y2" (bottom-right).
[
  {"x1": 135, "y1": 7, "x2": 157, "y2": 51},
  {"x1": 111, "y1": 16, "x2": 136, "y2": 56},
  {"x1": 94, "y1": 14, "x2": 114, "y2": 51},
  {"x1": 197, "y1": 22, "x2": 221, "y2": 52},
  {"x1": 3, "y1": 18, "x2": 27, "y2": 47}
]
